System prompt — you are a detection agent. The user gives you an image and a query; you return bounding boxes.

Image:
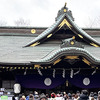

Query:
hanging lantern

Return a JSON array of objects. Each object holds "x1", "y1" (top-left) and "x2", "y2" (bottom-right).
[
  {"x1": 18, "y1": 67, "x2": 20, "y2": 69},
  {"x1": 14, "y1": 83, "x2": 21, "y2": 94},
  {"x1": 14, "y1": 67, "x2": 17, "y2": 69}
]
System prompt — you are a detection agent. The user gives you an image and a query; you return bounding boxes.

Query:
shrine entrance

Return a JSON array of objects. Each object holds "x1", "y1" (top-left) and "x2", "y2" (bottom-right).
[{"x1": 0, "y1": 55, "x2": 100, "y2": 95}]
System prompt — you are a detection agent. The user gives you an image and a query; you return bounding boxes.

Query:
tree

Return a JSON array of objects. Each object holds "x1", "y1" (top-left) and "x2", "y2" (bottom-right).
[
  {"x1": 0, "y1": 20, "x2": 7, "y2": 26},
  {"x1": 85, "y1": 16, "x2": 100, "y2": 28},
  {"x1": 14, "y1": 18, "x2": 30, "y2": 26}
]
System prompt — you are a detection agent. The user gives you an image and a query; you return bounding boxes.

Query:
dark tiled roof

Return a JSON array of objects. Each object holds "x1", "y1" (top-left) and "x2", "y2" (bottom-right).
[{"x1": 0, "y1": 35, "x2": 100, "y2": 66}]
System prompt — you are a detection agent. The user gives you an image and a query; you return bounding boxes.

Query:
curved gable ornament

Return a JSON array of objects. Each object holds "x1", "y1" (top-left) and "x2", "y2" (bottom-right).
[{"x1": 31, "y1": 47, "x2": 100, "y2": 66}]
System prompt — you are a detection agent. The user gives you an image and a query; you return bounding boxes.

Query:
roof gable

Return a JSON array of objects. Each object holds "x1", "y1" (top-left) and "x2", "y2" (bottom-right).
[{"x1": 24, "y1": 4, "x2": 100, "y2": 47}]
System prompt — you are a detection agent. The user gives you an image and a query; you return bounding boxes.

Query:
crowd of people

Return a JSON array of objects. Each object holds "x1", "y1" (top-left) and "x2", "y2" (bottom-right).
[{"x1": 14, "y1": 90, "x2": 100, "y2": 100}]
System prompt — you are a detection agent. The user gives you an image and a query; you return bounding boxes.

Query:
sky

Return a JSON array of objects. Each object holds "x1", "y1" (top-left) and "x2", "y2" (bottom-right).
[{"x1": 0, "y1": 0, "x2": 100, "y2": 28}]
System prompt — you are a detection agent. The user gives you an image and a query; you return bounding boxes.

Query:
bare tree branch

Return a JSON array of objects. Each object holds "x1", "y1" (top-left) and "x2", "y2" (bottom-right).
[
  {"x1": 84, "y1": 16, "x2": 100, "y2": 28},
  {"x1": 14, "y1": 18, "x2": 30, "y2": 26},
  {"x1": 0, "y1": 20, "x2": 7, "y2": 26}
]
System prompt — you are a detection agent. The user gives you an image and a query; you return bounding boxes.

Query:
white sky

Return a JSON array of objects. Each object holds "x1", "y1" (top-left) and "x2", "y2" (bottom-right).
[{"x1": 0, "y1": 0, "x2": 100, "y2": 28}]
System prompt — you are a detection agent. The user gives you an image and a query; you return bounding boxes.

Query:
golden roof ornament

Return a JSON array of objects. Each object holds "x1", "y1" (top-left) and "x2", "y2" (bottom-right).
[
  {"x1": 64, "y1": 2, "x2": 67, "y2": 7},
  {"x1": 64, "y1": 2, "x2": 67, "y2": 12},
  {"x1": 72, "y1": 36, "x2": 75, "y2": 39}
]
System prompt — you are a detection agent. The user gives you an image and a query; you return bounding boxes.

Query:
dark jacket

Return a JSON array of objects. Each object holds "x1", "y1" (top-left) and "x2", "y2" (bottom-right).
[{"x1": 78, "y1": 94, "x2": 89, "y2": 100}]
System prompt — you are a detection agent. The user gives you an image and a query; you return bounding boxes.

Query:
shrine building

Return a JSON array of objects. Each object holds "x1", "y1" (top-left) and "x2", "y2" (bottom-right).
[{"x1": 0, "y1": 3, "x2": 100, "y2": 93}]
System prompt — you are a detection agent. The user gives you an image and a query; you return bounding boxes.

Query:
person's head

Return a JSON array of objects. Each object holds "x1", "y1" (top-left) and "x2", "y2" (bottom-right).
[
  {"x1": 90, "y1": 92, "x2": 94, "y2": 97},
  {"x1": 46, "y1": 94, "x2": 49, "y2": 98},
  {"x1": 98, "y1": 91, "x2": 100, "y2": 96},
  {"x1": 56, "y1": 94, "x2": 60, "y2": 97},
  {"x1": 34, "y1": 91, "x2": 38, "y2": 95},
  {"x1": 98, "y1": 95, "x2": 100, "y2": 100},
  {"x1": 29, "y1": 94, "x2": 34, "y2": 100},
  {"x1": 68, "y1": 93, "x2": 72, "y2": 99},
  {"x1": 82, "y1": 90, "x2": 88, "y2": 95},
  {"x1": 94, "y1": 92, "x2": 97, "y2": 99},
  {"x1": 91, "y1": 97, "x2": 94, "y2": 100},
  {"x1": 40, "y1": 94, "x2": 47, "y2": 100},
  {"x1": 20, "y1": 98, "x2": 26, "y2": 100},
  {"x1": 51, "y1": 93, "x2": 56, "y2": 98},
  {"x1": 22, "y1": 96, "x2": 26, "y2": 99},
  {"x1": 74, "y1": 94, "x2": 78, "y2": 99},
  {"x1": 34, "y1": 95, "x2": 39, "y2": 99},
  {"x1": 76, "y1": 91, "x2": 80, "y2": 96},
  {"x1": 63, "y1": 92, "x2": 66, "y2": 95},
  {"x1": 72, "y1": 93, "x2": 75, "y2": 98}
]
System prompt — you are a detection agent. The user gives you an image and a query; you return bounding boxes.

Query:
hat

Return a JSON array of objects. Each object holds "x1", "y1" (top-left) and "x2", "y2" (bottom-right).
[
  {"x1": 56, "y1": 94, "x2": 60, "y2": 97},
  {"x1": 68, "y1": 93, "x2": 72, "y2": 97},
  {"x1": 34, "y1": 91, "x2": 38, "y2": 95},
  {"x1": 34, "y1": 95, "x2": 39, "y2": 99},
  {"x1": 29, "y1": 94, "x2": 34, "y2": 99},
  {"x1": 82, "y1": 90, "x2": 88, "y2": 95},
  {"x1": 40, "y1": 94, "x2": 47, "y2": 100},
  {"x1": 98, "y1": 91, "x2": 100, "y2": 94},
  {"x1": 90, "y1": 92, "x2": 94, "y2": 97},
  {"x1": 76, "y1": 91, "x2": 80, "y2": 93}
]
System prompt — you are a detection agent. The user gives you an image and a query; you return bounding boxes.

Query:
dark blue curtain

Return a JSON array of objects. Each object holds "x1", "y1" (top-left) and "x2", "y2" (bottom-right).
[
  {"x1": 16, "y1": 74, "x2": 66, "y2": 89},
  {"x1": 16, "y1": 74, "x2": 100, "y2": 89},
  {"x1": 68, "y1": 74, "x2": 100, "y2": 88}
]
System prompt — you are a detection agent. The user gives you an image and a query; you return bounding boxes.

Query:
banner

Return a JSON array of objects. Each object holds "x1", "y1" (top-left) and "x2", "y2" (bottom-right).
[{"x1": 1, "y1": 96, "x2": 8, "y2": 100}]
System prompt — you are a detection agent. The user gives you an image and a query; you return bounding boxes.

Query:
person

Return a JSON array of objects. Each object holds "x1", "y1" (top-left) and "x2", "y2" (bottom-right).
[
  {"x1": 67, "y1": 93, "x2": 72, "y2": 100},
  {"x1": 34, "y1": 91, "x2": 39, "y2": 100},
  {"x1": 29, "y1": 94, "x2": 34, "y2": 100},
  {"x1": 26, "y1": 95, "x2": 29, "y2": 100},
  {"x1": 46, "y1": 94, "x2": 49, "y2": 99},
  {"x1": 94, "y1": 92, "x2": 98, "y2": 100},
  {"x1": 76, "y1": 91, "x2": 80, "y2": 98},
  {"x1": 12, "y1": 96, "x2": 16, "y2": 100},
  {"x1": 20, "y1": 98, "x2": 26, "y2": 100},
  {"x1": 51, "y1": 93, "x2": 56, "y2": 98},
  {"x1": 98, "y1": 91, "x2": 100, "y2": 96},
  {"x1": 97, "y1": 95, "x2": 100, "y2": 100},
  {"x1": 34, "y1": 94, "x2": 39, "y2": 100},
  {"x1": 89, "y1": 92, "x2": 94, "y2": 100},
  {"x1": 78, "y1": 90, "x2": 89, "y2": 100},
  {"x1": 51, "y1": 93, "x2": 56, "y2": 100},
  {"x1": 74, "y1": 94, "x2": 79, "y2": 100},
  {"x1": 72, "y1": 93, "x2": 75, "y2": 100},
  {"x1": 40, "y1": 94, "x2": 47, "y2": 100},
  {"x1": 91, "y1": 97, "x2": 94, "y2": 100},
  {"x1": 22, "y1": 95, "x2": 26, "y2": 100},
  {"x1": 63, "y1": 92, "x2": 67, "y2": 100}
]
